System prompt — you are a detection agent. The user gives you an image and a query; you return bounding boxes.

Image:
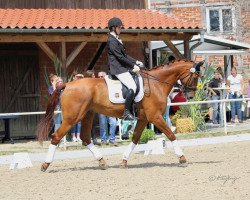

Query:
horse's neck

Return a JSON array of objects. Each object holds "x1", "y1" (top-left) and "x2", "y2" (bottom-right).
[
  {"x1": 149, "y1": 67, "x2": 178, "y2": 86},
  {"x1": 147, "y1": 67, "x2": 178, "y2": 97}
]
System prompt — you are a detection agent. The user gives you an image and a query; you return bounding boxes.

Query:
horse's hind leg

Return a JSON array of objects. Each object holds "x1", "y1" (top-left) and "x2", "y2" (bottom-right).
[
  {"x1": 41, "y1": 121, "x2": 72, "y2": 172},
  {"x1": 150, "y1": 114, "x2": 187, "y2": 164},
  {"x1": 80, "y1": 111, "x2": 108, "y2": 170},
  {"x1": 120, "y1": 118, "x2": 148, "y2": 168}
]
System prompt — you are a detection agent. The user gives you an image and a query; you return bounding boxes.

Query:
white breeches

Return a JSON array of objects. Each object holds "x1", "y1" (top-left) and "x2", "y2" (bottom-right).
[{"x1": 116, "y1": 72, "x2": 136, "y2": 93}]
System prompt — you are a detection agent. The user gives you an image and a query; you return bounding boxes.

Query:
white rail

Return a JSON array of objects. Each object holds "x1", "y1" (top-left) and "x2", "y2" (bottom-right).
[{"x1": 1, "y1": 98, "x2": 250, "y2": 135}]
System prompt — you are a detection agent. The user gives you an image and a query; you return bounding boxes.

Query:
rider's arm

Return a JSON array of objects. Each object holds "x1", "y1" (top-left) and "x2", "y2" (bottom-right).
[
  {"x1": 108, "y1": 39, "x2": 135, "y2": 69},
  {"x1": 127, "y1": 55, "x2": 137, "y2": 64}
]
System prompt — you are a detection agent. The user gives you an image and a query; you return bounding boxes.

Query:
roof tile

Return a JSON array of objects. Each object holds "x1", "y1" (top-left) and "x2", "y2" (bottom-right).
[{"x1": 0, "y1": 9, "x2": 201, "y2": 30}]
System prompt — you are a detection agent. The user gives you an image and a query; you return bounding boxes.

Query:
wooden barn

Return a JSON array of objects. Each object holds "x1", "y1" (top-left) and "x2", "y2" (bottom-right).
[{"x1": 0, "y1": 0, "x2": 202, "y2": 139}]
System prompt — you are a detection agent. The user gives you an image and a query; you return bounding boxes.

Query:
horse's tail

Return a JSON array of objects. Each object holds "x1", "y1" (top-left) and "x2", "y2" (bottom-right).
[{"x1": 36, "y1": 83, "x2": 66, "y2": 144}]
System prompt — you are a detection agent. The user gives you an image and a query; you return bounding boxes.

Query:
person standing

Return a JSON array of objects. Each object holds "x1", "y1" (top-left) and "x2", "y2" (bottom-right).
[
  {"x1": 48, "y1": 74, "x2": 63, "y2": 131},
  {"x1": 227, "y1": 67, "x2": 244, "y2": 123},
  {"x1": 83, "y1": 70, "x2": 101, "y2": 145},
  {"x1": 70, "y1": 72, "x2": 84, "y2": 142},
  {"x1": 98, "y1": 71, "x2": 118, "y2": 146},
  {"x1": 48, "y1": 74, "x2": 65, "y2": 147},
  {"x1": 208, "y1": 71, "x2": 222, "y2": 124}
]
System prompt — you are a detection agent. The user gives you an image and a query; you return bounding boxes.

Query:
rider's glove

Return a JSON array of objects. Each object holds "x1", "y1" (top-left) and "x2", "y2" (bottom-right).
[
  {"x1": 132, "y1": 65, "x2": 140, "y2": 73},
  {"x1": 136, "y1": 60, "x2": 144, "y2": 68}
]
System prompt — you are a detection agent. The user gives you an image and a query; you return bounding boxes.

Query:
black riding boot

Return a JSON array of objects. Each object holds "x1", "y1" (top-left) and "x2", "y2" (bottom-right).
[{"x1": 123, "y1": 89, "x2": 135, "y2": 121}]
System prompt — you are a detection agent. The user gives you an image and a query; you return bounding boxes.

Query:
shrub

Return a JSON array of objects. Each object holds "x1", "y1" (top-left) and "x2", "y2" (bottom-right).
[{"x1": 139, "y1": 129, "x2": 155, "y2": 143}]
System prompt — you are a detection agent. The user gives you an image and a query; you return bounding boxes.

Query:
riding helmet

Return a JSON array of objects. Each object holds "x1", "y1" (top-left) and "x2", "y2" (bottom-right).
[{"x1": 108, "y1": 17, "x2": 124, "y2": 29}]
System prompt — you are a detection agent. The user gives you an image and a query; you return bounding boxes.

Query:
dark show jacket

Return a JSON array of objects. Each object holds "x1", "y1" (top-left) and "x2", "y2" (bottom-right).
[{"x1": 107, "y1": 34, "x2": 136, "y2": 75}]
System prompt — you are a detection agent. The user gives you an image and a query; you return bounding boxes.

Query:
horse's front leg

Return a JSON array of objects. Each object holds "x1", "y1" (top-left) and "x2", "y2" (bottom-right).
[
  {"x1": 120, "y1": 118, "x2": 148, "y2": 168},
  {"x1": 151, "y1": 114, "x2": 187, "y2": 165},
  {"x1": 80, "y1": 112, "x2": 108, "y2": 170}
]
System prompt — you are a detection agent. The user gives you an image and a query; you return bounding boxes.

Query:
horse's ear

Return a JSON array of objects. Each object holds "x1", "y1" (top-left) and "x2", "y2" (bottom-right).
[{"x1": 195, "y1": 60, "x2": 205, "y2": 73}]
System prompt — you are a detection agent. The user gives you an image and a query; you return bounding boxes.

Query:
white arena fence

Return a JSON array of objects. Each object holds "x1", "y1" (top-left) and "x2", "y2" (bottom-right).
[{"x1": 1, "y1": 98, "x2": 250, "y2": 136}]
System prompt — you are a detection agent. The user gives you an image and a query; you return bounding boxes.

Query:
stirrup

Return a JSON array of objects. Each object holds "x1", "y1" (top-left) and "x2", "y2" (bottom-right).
[{"x1": 123, "y1": 112, "x2": 136, "y2": 121}]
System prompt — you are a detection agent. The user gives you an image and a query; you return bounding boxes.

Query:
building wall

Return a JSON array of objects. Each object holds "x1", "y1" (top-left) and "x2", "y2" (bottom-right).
[{"x1": 152, "y1": 0, "x2": 250, "y2": 85}]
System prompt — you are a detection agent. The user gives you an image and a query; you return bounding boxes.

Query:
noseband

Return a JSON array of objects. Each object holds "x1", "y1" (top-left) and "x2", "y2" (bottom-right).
[{"x1": 180, "y1": 71, "x2": 199, "y2": 92}]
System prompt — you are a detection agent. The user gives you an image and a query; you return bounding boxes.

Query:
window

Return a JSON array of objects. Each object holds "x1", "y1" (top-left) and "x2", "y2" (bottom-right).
[{"x1": 206, "y1": 7, "x2": 235, "y2": 33}]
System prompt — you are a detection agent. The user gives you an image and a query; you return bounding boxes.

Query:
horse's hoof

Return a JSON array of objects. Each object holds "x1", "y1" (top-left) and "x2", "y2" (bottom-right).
[
  {"x1": 41, "y1": 162, "x2": 50, "y2": 172},
  {"x1": 120, "y1": 160, "x2": 128, "y2": 169},
  {"x1": 179, "y1": 155, "x2": 187, "y2": 164},
  {"x1": 179, "y1": 156, "x2": 188, "y2": 167},
  {"x1": 99, "y1": 158, "x2": 108, "y2": 170}
]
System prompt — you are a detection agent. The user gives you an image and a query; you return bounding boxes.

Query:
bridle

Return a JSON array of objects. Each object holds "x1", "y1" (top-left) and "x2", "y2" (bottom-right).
[{"x1": 179, "y1": 70, "x2": 199, "y2": 92}]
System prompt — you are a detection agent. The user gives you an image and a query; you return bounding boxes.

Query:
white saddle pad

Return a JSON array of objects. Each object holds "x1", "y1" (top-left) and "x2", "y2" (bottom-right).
[{"x1": 104, "y1": 75, "x2": 144, "y2": 104}]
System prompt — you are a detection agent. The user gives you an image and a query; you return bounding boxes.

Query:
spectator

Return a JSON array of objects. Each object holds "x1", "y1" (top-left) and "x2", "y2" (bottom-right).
[
  {"x1": 98, "y1": 71, "x2": 118, "y2": 146},
  {"x1": 227, "y1": 67, "x2": 244, "y2": 123},
  {"x1": 48, "y1": 74, "x2": 65, "y2": 146},
  {"x1": 70, "y1": 72, "x2": 84, "y2": 142},
  {"x1": 91, "y1": 113, "x2": 101, "y2": 145},
  {"x1": 85, "y1": 70, "x2": 96, "y2": 78},
  {"x1": 171, "y1": 89, "x2": 187, "y2": 114},
  {"x1": 84, "y1": 70, "x2": 101, "y2": 145},
  {"x1": 168, "y1": 55, "x2": 176, "y2": 63},
  {"x1": 216, "y1": 67, "x2": 225, "y2": 81},
  {"x1": 247, "y1": 79, "x2": 250, "y2": 119},
  {"x1": 48, "y1": 74, "x2": 63, "y2": 131},
  {"x1": 207, "y1": 71, "x2": 222, "y2": 124}
]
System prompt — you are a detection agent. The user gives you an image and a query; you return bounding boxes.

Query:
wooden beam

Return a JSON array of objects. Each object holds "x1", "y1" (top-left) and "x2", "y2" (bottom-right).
[
  {"x1": 37, "y1": 42, "x2": 57, "y2": 61},
  {"x1": 60, "y1": 42, "x2": 67, "y2": 81},
  {"x1": 0, "y1": 33, "x2": 199, "y2": 42},
  {"x1": 164, "y1": 40, "x2": 184, "y2": 59},
  {"x1": 66, "y1": 42, "x2": 87, "y2": 68},
  {"x1": 184, "y1": 39, "x2": 190, "y2": 59},
  {"x1": 88, "y1": 42, "x2": 107, "y2": 70}
]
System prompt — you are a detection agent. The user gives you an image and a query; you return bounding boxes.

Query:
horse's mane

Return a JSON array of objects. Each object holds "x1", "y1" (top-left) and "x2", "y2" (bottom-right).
[{"x1": 145, "y1": 59, "x2": 194, "y2": 71}]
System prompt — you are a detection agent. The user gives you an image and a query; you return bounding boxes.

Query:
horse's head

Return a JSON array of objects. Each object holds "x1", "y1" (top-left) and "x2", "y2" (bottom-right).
[{"x1": 178, "y1": 60, "x2": 204, "y2": 91}]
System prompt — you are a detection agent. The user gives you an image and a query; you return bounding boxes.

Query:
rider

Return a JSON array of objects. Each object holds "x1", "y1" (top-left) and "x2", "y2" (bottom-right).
[{"x1": 107, "y1": 17, "x2": 144, "y2": 120}]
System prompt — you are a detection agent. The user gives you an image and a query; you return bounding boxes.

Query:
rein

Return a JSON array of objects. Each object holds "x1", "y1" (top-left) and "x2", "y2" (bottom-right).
[
  {"x1": 140, "y1": 70, "x2": 197, "y2": 92},
  {"x1": 140, "y1": 70, "x2": 174, "y2": 86}
]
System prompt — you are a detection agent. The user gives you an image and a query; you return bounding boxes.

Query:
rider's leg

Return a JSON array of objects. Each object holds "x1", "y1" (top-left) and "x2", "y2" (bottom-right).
[
  {"x1": 116, "y1": 72, "x2": 136, "y2": 120},
  {"x1": 124, "y1": 89, "x2": 135, "y2": 120}
]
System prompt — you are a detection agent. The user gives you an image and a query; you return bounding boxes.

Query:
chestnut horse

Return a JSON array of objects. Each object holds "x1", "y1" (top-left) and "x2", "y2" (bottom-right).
[{"x1": 37, "y1": 60, "x2": 202, "y2": 171}]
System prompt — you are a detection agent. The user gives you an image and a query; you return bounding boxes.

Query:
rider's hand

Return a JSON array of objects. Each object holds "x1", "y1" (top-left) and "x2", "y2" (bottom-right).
[
  {"x1": 132, "y1": 65, "x2": 140, "y2": 73},
  {"x1": 136, "y1": 60, "x2": 144, "y2": 68}
]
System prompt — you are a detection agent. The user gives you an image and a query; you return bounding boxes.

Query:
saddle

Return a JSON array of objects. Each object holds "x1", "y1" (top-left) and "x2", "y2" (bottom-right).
[
  {"x1": 108, "y1": 72, "x2": 140, "y2": 98},
  {"x1": 104, "y1": 73, "x2": 144, "y2": 104}
]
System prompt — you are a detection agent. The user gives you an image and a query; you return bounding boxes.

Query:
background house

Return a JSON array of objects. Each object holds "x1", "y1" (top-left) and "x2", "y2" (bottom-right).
[{"x1": 150, "y1": 0, "x2": 250, "y2": 78}]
